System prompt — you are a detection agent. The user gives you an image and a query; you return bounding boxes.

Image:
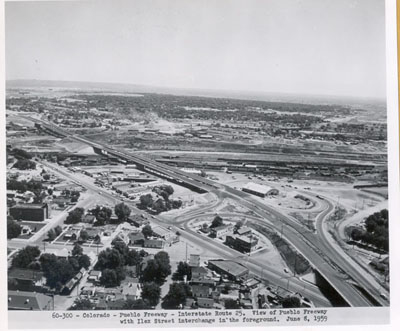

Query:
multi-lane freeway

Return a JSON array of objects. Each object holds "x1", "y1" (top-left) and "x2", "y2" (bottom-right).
[{"x1": 27, "y1": 116, "x2": 388, "y2": 307}]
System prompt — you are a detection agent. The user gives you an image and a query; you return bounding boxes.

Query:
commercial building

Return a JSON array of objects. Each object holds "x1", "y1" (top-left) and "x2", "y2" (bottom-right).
[
  {"x1": 242, "y1": 183, "x2": 279, "y2": 197},
  {"x1": 225, "y1": 234, "x2": 258, "y2": 253},
  {"x1": 189, "y1": 254, "x2": 201, "y2": 268},
  {"x1": 208, "y1": 260, "x2": 249, "y2": 281},
  {"x1": 8, "y1": 291, "x2": 53, "y2": 311},
  {"x1": 9, "y1": 203, "x2": 50, "y2": 222},
  {"x1": 210, "y1": 224, "x2": 234, "y2": 238}
]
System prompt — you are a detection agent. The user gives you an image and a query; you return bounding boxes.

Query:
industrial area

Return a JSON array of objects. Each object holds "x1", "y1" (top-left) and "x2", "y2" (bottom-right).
[{"x1": 6, "y1": 83, "x2": 389, "y2": 311}]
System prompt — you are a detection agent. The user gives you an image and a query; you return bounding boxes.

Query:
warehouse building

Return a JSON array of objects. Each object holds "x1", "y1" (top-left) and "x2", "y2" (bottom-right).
[
  {"x1": 208, "y1": 260, "x2": 249, "y2": 281},
  {"x1": 242, "y1": 183, "x2": 279, "y2": 197}
]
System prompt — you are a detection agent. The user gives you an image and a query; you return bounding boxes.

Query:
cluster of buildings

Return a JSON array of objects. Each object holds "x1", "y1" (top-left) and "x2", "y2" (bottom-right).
[{"x1": 204, "y1": 223, "x2": 260, "y2": 254}]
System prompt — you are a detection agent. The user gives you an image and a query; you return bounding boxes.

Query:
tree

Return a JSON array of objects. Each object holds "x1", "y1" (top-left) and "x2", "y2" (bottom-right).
[
  {"x1": 72, "y1": 243, "x2": 83, "y2": 256},
  {"x1": 123, "y1": 299, "x2": 149, "y2": 310},
  {"x1": 12, "y1": 148, "x2": 32, "y2": 160},
  {"x1": 45, "y1": 258, "x2": 76, "y2": 289},
  {"x1": 139, "y1": 194, "x2": 153, "y2": 209},
  {"x1": 100, "y1": 269, "x2": 119, "y2": 287},
  {"x1": 142, "y1": 224, "x2": 153, "y2": 238},
  {"x1": 125, "y1": 249, "x2": 143, "y2": 266},
  {"x1": 154, "y1": 251, "x2": 171, "y2": 277},
  {"x1": 78, "y1": 254, "x2": 91, "y2": 270},
  {"x1": 234, "y1": 221, "x2": 244, "y2": 232},
  {"x1": 141, "y1": 282, "x2": 161, "y2": 307},
  {"x1": 162, "y1": 283, "x2": 191, "y2": 309},
  {"x1": 225, "y1": 299, "x2": 240, "y2": 309},
  {"x1": 68, "y1": 298, "x2": 94, "y2": 310},
  {"x1": 152, "y1": 198, "x2": 167, "y2": 213},
  {"x1": 54, "y1": 225, "x2": 62, "y2": 236},
  {"x1": 13, "y1": 159, "x2": 36, "y2": 170},
  {"x1": 79, "y1": 230, "x2": 89, "y2": 242},
  {"x1": 172, "y1": 261, "x2": 192, "y2": 281},
  {"x1": 7, "y1": 219, "x2": 21, "y2": 239},
  {"x1": 12, "y1": 246, "x2": 41, "y2": 268},
  {"x1": 47, "y1": 229, "x2": 57, "y2": 241},
  {"x1": 96, "y1": 248, "x2": 125, "y2": 270},
  {"x1": 210, "y1": 215, "x2": 224, "y2": 228},
  {"x1": 114, "y1": 203, "x2": 131, "y2": 222},
  {"x1": 282, "y1": 296, "x2": 301, "y2": 308},
  {"x1": 142, "y1": 252, "x2": 171, "y2": 285},
  {"x1": 221, "y1": 284, "x2": 231, "y2": 294},
  {"x1": 43, "y1": 173, "x2": 51, "y2": 181},
  {"x1": 65, "y1": 207, "x2": 85, "y2": 224},
  {"x1": 92, "y1": 206, "x2": 112, "y2": 226}
]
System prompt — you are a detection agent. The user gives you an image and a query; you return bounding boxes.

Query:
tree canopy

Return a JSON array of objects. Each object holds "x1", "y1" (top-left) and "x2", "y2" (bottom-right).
[
  {"x1": 12, "y1": 246, "x2": 41, "y2": 269},
  {"x1": 114, "y1": 203, "x2": 131, "y2": 223},
  {"x1": 65, "y1": 207, "x2": 85, "y2": 224},
  {"x1": 161, "y1": 283, "x2": 191, "y2": 309},
  {"x1": 210, "y1": 215, "x2": 224, "y2": 228},
  {"x1": 141, "y1": 282, "x2": 161, "y2": 307},
  {"x1": 7, "y1": 219, "x2": 22, "y2": 239}
]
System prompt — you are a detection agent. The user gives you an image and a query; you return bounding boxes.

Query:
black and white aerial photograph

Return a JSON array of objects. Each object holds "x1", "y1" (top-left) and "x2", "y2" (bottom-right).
[{"x1": 4, "y1": 0, "x2": 395, "y2": 327}]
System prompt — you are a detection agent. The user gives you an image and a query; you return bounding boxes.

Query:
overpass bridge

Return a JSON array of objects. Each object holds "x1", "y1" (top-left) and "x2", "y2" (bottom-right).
[{"x1": 30, "y1": 118, "x2": 386, "y2": 307}]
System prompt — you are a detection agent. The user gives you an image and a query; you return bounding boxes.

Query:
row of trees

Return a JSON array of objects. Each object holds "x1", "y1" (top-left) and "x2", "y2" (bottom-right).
[
  {"x1": 65, "y1": 203, "x2": 132, "y2": 226},
  {"x1": 7, "y1": 178, "x2": 43, "y2": 194}
]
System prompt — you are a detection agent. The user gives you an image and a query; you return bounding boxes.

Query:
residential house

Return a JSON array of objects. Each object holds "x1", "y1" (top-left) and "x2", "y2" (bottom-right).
[
  {"x1": 197, "y1": 297, "x2": 215, "y2": 308},
  {"x1": 8, "y1": 268, "x2": 45, "y2": 292},
  {"x1": 128, "y1": 232, "x2": 145, "y2": 246},
  {"x1": 82, "y1": 214, "x2": 96, "y2": 224},
  {"x1": 143, "y1": 239, "x2": 164, "y2": 249},
  {"x1": 191, "y1": 267, "x2": 208, "y2": 279},
  {"x1": 88, "y1": 270, "x2": 102, "y2": 283},
  {"x1": 191, "y1": 284, "x2": 211, "y2": 298}
]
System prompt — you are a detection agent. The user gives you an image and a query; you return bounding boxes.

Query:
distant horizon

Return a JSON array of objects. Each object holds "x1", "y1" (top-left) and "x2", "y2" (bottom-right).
[
  {"x1": 6, "y1": 78, "x2": 387, "y2": 106},
  {"x1": 6, "y1": 0, "x2": 386, "y2": 100}
]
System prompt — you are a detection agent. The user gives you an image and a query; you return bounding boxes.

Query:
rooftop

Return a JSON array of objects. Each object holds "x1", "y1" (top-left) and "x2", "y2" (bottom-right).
[
  {"x1": 8, "y1": 268, "x2": 44, "y2": 282},
  {"x1": 10, "y1": 203, "x2": 47, "y2": 210},
  {"x1": 242, "y1": 183, "x2": 276, "y2": 194},
  {"x1": 8, "y1": 290, "x2": 52, "y2": 311},
  {"x1": 208, "y1": 260, "x2": 248, "y2": 277}
]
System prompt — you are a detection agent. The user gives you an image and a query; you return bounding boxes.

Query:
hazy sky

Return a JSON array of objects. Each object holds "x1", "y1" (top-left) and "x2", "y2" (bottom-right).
[{"x1": 6, "y1": 0, "x2": 386, "y2": 98}]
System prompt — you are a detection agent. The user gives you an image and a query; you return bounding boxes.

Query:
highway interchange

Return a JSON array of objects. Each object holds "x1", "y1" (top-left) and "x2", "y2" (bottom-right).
[{"x1": 20, "y1": 116, "x2": 389, "y2": 308}]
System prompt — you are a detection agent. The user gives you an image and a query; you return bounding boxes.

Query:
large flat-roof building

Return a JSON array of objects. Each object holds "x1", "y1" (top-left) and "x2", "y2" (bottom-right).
[
  {"x1": 9, "y1": 203, "x2": 50, "y2": 222},
  {"x1": 208, "y1": 259, "x2": 249, "y2": 281},
  {"x1": 8, "y1": 291, "x2": 53, "y2": 311},
  {"x1": 242, "y1": 183, "x2": 279, "y2": 198}
]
